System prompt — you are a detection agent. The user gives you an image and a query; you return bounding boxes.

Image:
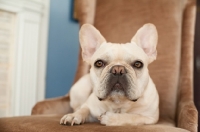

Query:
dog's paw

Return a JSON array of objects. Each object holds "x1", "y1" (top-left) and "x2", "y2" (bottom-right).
[
  {"x1": 60, "y1": 113, "x2": 85, "y2": 126},
  {"x1": 98, "y1": 112, "x2": 116, "y2": 126}
]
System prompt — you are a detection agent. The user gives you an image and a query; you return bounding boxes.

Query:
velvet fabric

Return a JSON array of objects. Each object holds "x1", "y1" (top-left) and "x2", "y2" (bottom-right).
[
  {"x1": 0, "y1": 116, "x2": 189, "y2": 132},
  {"x1": 0, "y1": 0, "x2": 197, "y2": 132}
]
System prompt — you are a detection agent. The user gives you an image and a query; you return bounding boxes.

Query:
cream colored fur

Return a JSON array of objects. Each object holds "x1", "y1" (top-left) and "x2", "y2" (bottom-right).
[{"x1": 60, "y1": 23, "x2": 159, "y2": 126}]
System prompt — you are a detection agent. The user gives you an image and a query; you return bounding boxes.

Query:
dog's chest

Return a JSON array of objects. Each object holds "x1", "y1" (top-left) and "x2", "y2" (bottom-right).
[
  {"x1": 113, "y1": 108, "x2": 122, "y2": 113},
  {"x1": 106, "y1": 101, "x2": 133, "y2": 113}
]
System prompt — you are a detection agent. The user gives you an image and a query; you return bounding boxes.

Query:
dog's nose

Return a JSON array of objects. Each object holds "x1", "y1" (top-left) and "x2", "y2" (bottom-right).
[{"x1": 111, "y1": 65, "x2": 127, "y2": 76}]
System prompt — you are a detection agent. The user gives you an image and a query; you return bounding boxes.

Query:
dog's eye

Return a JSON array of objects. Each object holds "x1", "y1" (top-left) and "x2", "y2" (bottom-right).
[
  {"x1": 133, "y1": 61, "x2": 143, "y2": 68},
  {"x1": 94, "y1": 60, "x2": 104, "y2": 68}
]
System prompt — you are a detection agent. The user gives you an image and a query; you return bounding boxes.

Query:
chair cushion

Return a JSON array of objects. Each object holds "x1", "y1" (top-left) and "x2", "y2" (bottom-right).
[{"x1": 0, "y1": 115, "x2": 189, "y2": 132}]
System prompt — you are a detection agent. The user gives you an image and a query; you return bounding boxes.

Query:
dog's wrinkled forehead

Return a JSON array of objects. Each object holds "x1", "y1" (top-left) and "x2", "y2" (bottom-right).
[{"x1": 91, "y1": 42, "x2": 148, "y2": 64}]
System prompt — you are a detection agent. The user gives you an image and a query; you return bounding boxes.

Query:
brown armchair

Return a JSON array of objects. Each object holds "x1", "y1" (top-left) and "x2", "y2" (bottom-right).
[{"x1": 0, "y1": 0, "x2": 198, "y2": 132}]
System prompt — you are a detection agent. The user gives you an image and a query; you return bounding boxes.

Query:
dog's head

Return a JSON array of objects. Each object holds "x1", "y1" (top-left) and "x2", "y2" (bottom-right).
[{"x1": 79, "y1": 24, "x2": 158, "y2": 102}]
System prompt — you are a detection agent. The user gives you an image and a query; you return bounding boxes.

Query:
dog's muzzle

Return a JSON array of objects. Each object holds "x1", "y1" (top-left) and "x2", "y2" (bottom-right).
[
  {"x1": 98, "y1": 65, "x2": 138, "y2": 102},
  {"x1": 110, "y1": 65, "x2": 127, "y2": 90}
]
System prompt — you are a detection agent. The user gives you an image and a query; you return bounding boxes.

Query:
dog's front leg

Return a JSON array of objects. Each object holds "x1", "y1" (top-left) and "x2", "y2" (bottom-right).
[
  {"x1": 99, "y1": 112, "x2": 158, "y2": 126},
  {"x1": 60, "y1": 106, "x2": 90, "y2": 126}
]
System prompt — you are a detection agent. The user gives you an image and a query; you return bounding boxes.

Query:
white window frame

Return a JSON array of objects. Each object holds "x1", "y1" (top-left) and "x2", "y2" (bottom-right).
[{"x1": 0, "y1": 0, "x2": 49, "y2": 116}]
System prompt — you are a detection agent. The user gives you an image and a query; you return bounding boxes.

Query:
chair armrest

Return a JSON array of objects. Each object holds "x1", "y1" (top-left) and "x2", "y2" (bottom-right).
[
  {"x1": 177, "y1": 101, "x2": 198, "y2": 132},
  {"x1": 31, "y1": 94, "x2": 73, "y2": 115},
  {"x1": 177, "y1": 1, "x2": 198, "y2": 131}
]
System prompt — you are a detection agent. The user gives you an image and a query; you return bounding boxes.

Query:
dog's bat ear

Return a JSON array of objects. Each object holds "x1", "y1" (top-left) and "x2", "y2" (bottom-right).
[
  {"x1": 79, "y1": 24, "x2": 106, "y2": 63},
  {"x1": 131, "y1": 23, "x2": 158, "y2": 63}
]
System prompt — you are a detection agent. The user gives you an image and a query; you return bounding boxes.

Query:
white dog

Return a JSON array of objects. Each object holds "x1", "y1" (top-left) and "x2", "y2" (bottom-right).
[{"x1": 60, "y1": 23, "x2": 159, "y2": 126}]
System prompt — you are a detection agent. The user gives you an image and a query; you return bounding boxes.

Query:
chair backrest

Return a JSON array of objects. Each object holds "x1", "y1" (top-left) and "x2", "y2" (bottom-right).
[{"x1": 74, "y1": 0, "x2": 196, "y2": 125}]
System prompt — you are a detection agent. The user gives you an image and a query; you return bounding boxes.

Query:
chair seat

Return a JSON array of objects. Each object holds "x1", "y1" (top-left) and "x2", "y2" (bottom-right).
[{"x1": 0, "y1": 115, "x2": 189, "y2": 132}]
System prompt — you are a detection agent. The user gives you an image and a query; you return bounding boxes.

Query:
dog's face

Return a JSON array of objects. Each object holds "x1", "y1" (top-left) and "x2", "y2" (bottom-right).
[{"x1": 79, "y1": 24, "x2": 158, "y2": 102}]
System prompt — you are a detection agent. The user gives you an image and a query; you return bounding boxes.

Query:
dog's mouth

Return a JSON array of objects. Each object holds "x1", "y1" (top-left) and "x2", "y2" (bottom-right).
[
  {"x1": 97, "y1": 79, "x2": 139, "y2": 102},
  {"x1": 111, "y1": 82, "x2": 124, "y2": 92},
  {"x1": 97, "y1": 82, "x2": 125, "y2": 101}
]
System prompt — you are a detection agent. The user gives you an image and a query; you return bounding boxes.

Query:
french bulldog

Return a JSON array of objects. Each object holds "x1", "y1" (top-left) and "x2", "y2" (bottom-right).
[{"x1": 60, "y1": 23, "x2": 159, "y2": 126}]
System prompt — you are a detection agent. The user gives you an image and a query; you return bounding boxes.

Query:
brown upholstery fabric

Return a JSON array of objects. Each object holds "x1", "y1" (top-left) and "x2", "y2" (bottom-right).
[
  {"x1": 0, "y1": 0, "x2": 197, "y2": 132},
  {"x1": 0, "y1": 115, "x2": 189, "y2": 132},
  {"x1": 31, "y1": 95, "x2": 73, "y2": 115},
  {"x1": 177, "y1": 0, "x2": 198, "y2": 130}
]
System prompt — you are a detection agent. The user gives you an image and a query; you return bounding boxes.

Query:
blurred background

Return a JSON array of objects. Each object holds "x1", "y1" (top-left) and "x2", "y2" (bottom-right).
[
  {"x1": 0, "y1": 0, "x2": 79, "y2": 117},
  {"x1": 0, "y1": 0, "x2": 199, "y2": 118}
]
